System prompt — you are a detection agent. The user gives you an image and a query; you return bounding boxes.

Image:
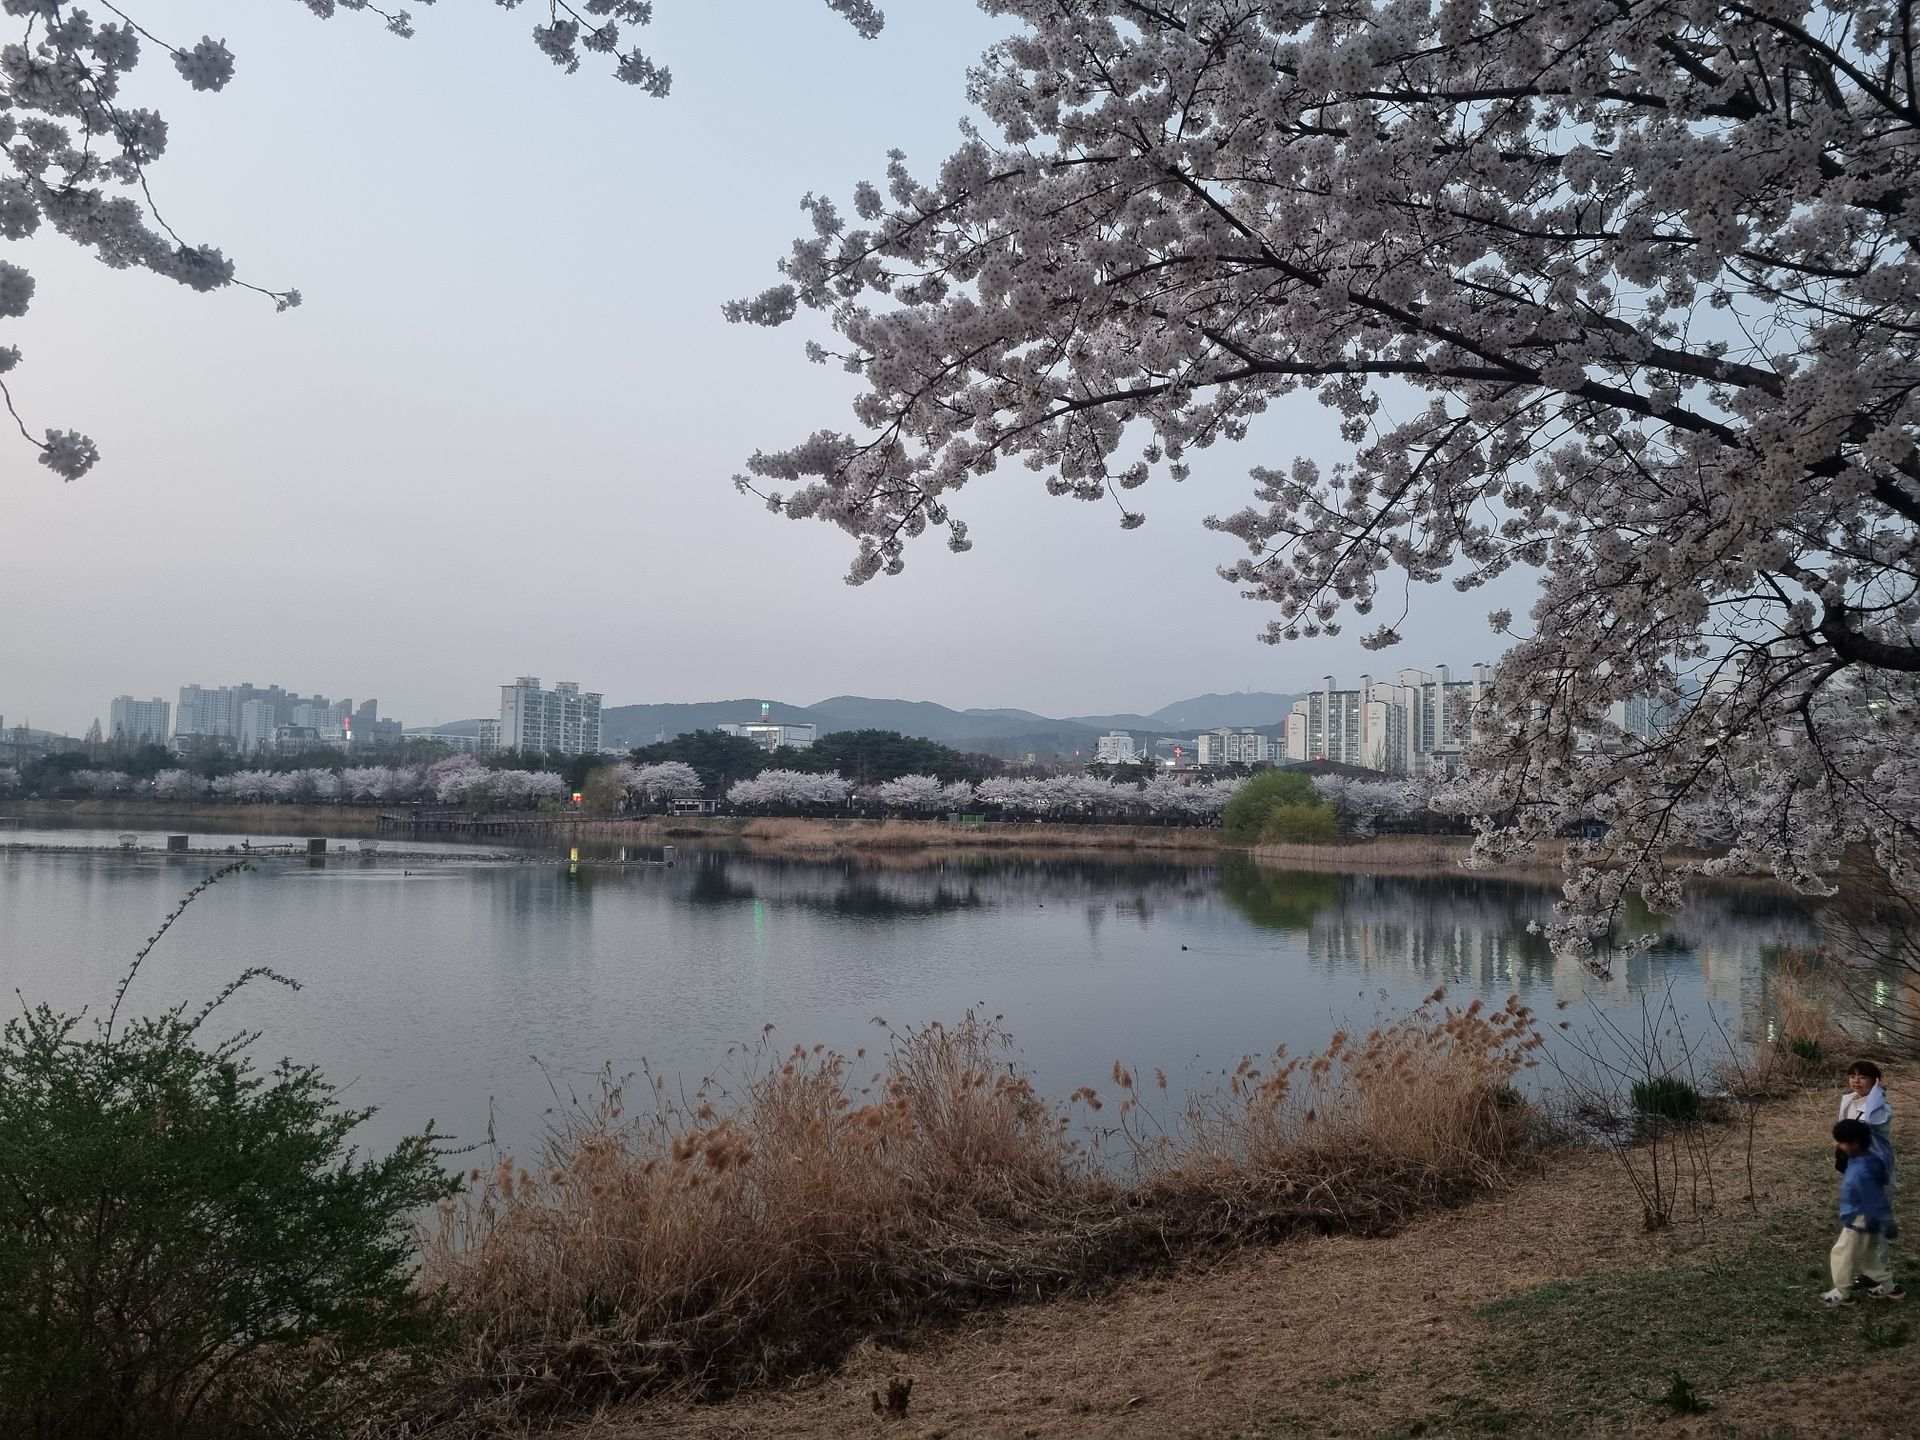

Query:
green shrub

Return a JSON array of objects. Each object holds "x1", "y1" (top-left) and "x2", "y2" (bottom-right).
[
  {"x1": 1629, "y1": 1076, "x2": 1702, "y2": 1124},
  {"x1": 1259, "y1": 802, "x2": 1344, "y2": 844},
  {"x1": 0, "y1": 875, "x2": 455, "y2": 1439},
  {"x1": 1221, "y1": 769, "x2": 1321, "y2": 842},
  {"x1": 1787, "y1": 1036, "x2": 1823, "y2": 1063}
]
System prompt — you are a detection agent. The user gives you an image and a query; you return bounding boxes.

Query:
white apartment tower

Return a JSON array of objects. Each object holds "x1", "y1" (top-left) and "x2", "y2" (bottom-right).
[
  {"x1": 499, "y1": 677, "x2": 603, "y2": 755},
  {"x1": 109, "y1": 696, "x2": 171, "y2": 745},
  {"x1": 1284, "y1": 665, "x2": 1495, "y2": 774},
  {"x1": 1195, "y1": 727, "x2": 1274, "y2": 767}
]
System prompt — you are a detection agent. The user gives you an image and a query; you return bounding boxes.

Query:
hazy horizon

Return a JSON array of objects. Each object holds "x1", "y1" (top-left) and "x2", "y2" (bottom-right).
[{"x1": 1, "y1": 2, "x2": 1534, "y2": 737}]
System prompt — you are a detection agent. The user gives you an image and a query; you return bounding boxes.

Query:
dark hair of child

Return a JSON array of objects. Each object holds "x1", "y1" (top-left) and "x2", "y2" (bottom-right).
[
  {"x1": 1848, "y1": 1059, "x2": 1883, "y2": 1083},
  {"x1": 1835, "y1": 1117, "x2": 1875, "y2": 1147}
]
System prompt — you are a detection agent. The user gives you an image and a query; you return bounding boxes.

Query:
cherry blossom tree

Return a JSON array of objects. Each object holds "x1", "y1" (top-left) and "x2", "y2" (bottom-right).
[
  {"x1": 210, "y1": 769, "x2": 273, "y2": 802},
  {"x1": 149, "y1": 768, "x2": 208, "y2": 801},
  {"x1": 71, "y1": 768, "x2": 130, "y2": 796},
  {"x1": 352, "y1": 763, "x2": 425, "y2": 801},
  {"x1": 1312, "y1": 774, "x2": 1418, "y2": 837},
  {"x1": 339, "y1": 765, "x2": 387, "y2": 802},
  {"x1": 872, "y1": 772, "x2": 949, "y2": 812},
  {"x1": 2, "y1": 0, "x2": 884, "y2": 480},
  {"x1": 425, "y1": 754, "x2": 485, "y2": 804},
  {"x1": 1140, "y1": 774, "x2": 1241, "y2": 821},
  {"x1": 0, "y1": 766, "x2": 19, "y2": 795},
  {"x1": 619, "y1": 759, "x2": 703, "y2": 802},
  {"x1": 735, "y1": 0, "x2": 1920, "y2": 953},
  {"x1": 726, "y1": 769, "x2": 853, "y2": 812}
]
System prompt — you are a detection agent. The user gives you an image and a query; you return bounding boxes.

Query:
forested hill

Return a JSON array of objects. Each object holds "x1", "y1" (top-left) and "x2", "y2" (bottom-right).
[{"x1": 589, "y1": 693, "x2": 1301, "y2": 754}]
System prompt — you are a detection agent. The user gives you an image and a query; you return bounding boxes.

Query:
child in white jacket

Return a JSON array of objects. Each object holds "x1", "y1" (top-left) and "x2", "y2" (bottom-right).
[{"x1": 1837, "y1": 1059, "x2": 1896, "y2": 1189}]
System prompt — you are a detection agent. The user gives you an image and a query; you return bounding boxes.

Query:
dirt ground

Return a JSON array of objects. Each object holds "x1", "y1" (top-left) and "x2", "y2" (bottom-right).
[{"x1": 543, "y1": 1082, "x2": 1919, "y2": 1440}]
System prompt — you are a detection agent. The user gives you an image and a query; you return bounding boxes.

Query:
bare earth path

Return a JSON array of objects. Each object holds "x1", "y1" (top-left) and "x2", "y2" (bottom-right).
[{"x1": 551, "y1": 1084, "x2": 1919, "y2": 1440}]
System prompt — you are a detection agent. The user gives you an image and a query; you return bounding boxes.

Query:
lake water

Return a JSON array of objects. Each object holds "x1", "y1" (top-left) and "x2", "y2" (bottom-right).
[{"x1": 0, "y1": 821, "x2": 1818, "y2": 1157}]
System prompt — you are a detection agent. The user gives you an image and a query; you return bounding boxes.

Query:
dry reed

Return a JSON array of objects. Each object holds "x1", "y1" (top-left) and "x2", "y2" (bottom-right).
[
  {"x1": 1740, "y1": 946, "x2": 1877, "y2": 1085},
  {"x1": 418, "y1": 996, "x2": 1541, "y2": 1426},
  {"x1": 1247, "y1": 834, "x2": 1562, "y2": 876}
]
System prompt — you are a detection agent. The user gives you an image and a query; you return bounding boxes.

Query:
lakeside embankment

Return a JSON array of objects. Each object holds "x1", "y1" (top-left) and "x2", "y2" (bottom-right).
[
  {"x1": 564, "y1": 1078, "x2": 1918, "y2": 1440},
  {"x1": 0, "y1": 802, "x2": 1613, "y2": 878},
  {"x1": 6, "y1": 802, "x2": 1235, "y2": 853},
  {"x1": 3, "y1": 798, "x2": 387, "y2": 833},
  {"x1": 1251, "y1": 832, "x2": 1573, "y2": 878}
]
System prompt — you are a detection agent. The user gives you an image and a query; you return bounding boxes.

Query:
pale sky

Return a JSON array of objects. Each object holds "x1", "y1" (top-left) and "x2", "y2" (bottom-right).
[{"x1": 1, "y1": 1, "x2": 1534, "y2": 736}]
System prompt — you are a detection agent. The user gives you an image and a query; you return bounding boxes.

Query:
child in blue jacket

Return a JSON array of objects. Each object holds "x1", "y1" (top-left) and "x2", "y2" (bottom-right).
[{"x1": 1827, "y1": 1117, "x2": 1904, "y2": 1305}]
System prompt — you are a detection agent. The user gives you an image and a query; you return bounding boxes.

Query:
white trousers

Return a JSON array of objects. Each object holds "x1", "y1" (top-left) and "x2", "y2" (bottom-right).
[{"x1": 1832, "y1": 1221, "x2": 1893, "y2": 1289}]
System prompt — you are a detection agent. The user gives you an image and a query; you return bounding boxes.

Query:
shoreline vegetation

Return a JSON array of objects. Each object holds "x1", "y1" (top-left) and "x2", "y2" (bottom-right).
[
  {"x1": 580, "y1": 1077, "x2": 1916, "y2": 1440},
  {"x1": 418, "y1": 999, "x2": 1546, "y2": 1431},
  {"x1": 3, "y1": 799, "x2": 1591, "y2": 876}
]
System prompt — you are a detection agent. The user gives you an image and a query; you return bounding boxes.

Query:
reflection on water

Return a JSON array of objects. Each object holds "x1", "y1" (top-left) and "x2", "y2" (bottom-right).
[{"x1": 0, "y1": 831, "x2": 1821, "y2": 1155}]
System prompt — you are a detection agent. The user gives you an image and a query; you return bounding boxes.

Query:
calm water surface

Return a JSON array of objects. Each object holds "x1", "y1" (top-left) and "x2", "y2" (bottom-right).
[{"x1": 0, "y1": 820, "x2": 1815, "y2": 1154}]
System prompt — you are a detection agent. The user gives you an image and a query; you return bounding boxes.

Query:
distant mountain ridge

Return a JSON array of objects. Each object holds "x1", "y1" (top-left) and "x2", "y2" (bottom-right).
[
  {"x1": 414, "y1": 692, "x2": 1301, "y2": 755},
  {"x1": 1145, "y1": 691, "x2": 1305, "y2": 729}
]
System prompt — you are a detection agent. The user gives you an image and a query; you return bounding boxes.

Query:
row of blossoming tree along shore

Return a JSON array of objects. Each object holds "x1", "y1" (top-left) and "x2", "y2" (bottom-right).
[{"x1": 0, "y1": 755, "x2": 1444, "y2": 832}]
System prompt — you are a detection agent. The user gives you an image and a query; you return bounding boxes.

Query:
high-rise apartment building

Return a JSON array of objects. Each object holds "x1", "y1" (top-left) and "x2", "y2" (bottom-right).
[
  {"x1": 1095, "y1": 732, "x2": 1138, "y2": 764},
  {"x1": 239, "y1": 700, "x2": 279, "y2": 754},
  {"x1": 1284, "y1": 665, "x2": 1495, "y2": 775},
  {"x1": 1608, "y1": 694, "x2": 1674, "y2": 742},
  {"x1": 498, "y1": 678, "x2": 603, "y2": 755},
  {"x1": 1194, "y1": 727, "x2": 1275, "y2": 767},
  {"x1": 173, "y1": 683, "x2": 403, "y2": 753},
  {"x1": 108, "y1": 696, "x2": 171, "y2": 745}
]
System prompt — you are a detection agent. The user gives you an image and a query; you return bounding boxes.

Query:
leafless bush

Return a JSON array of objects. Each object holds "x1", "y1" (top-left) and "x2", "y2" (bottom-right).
[
  {"x1": 1816, "y1": 852, "x2": 1920, "y2": 1058},
  {"x1": 1545, "y1": 987, "x2": 1726, "y2": 1231}
]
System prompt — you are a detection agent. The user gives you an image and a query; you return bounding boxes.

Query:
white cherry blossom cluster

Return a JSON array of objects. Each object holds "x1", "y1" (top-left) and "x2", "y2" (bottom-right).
[
  {"x1": 200, "y1": 762, "x2": 428, "y2": 803},
  {"x1": 149, "y1": 768, "x2": 210, "y2": 800},
  {"x1": 68, "y1": 767, "x2": 131, "y2": 795},
  {"x1": 726, "y1": 768, "x2": 855, "y2": 811},
  {"x1": 425, "y1": 754, "x2": 568, "y2": 807},
  {"x1": 954, "y1": 772, "x2": 1241, "y2": 819},
  {"x1": 614, "y1": 759, "x2": 703, "y2": 801},
  {"x1": 870, "y1": 773, "x2": 978, "y2": 812},
  {"x1": 2, "y1": 0, "x2": 882, "y2": 480},
  {"x1": 735, "y1": 0, "x2": 1920, "y2": 956},
  {"x1": 0, "y1": 764, "x2": 18, "y2": 794},
  {"x1": 211, "y1": 768, "x2": 343, "y2": 802},
  {"x1": 1310, "y1": 774, "x2": 1427, "y2": 838},
  {"x1": 338, "y1": 763, "x2": 427, "y2": 801}
]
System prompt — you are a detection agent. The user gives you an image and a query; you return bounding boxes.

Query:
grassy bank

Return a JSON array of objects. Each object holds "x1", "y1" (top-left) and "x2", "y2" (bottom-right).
[
  {"x1": 527, "y1": 814, "x2": 1231, "y2": 853},
  {"x1": 564, "y1": 1078, "x2": 1914, "y2": 1439},
  {"x1": 1249, "y1": 832, "x2": 1564, "y2": 878}
]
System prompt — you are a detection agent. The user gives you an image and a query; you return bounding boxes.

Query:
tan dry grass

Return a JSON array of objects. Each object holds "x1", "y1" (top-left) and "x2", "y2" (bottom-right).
[
  {"x1": 735, "y1": 817, "x2": 1225, "y2": 854},
  {"x1": 1247, "y1": 833, "x2": 1563, "y2": 876},
  {"x1": 417, "y1": 998, "x2": 1539, "y2": 1428},
  {"x1": 549, "y1": 1081, "x2": 1916, "y2": 1440}
]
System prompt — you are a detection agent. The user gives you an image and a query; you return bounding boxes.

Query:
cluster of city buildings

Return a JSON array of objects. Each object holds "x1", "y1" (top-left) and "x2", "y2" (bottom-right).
[
  {"x1": 109, "y1": 685, "x2": 404, "y2": 755},
  {"x1": 1095, "y1": 727, "x2": 1279, "y2": 767},
  {"x1": 1093, "y1": 662, "x2": 1673, "y2": 778},
  {"x1": 1281, "y1": 665, "x2": 1671, "y2": 774},
  {"x1": 101, "y1": 676, "x2": 622, "y2": 760},
  {"x1": 1280, "y1": 665, "x2": 1498, "y2": 775}
]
